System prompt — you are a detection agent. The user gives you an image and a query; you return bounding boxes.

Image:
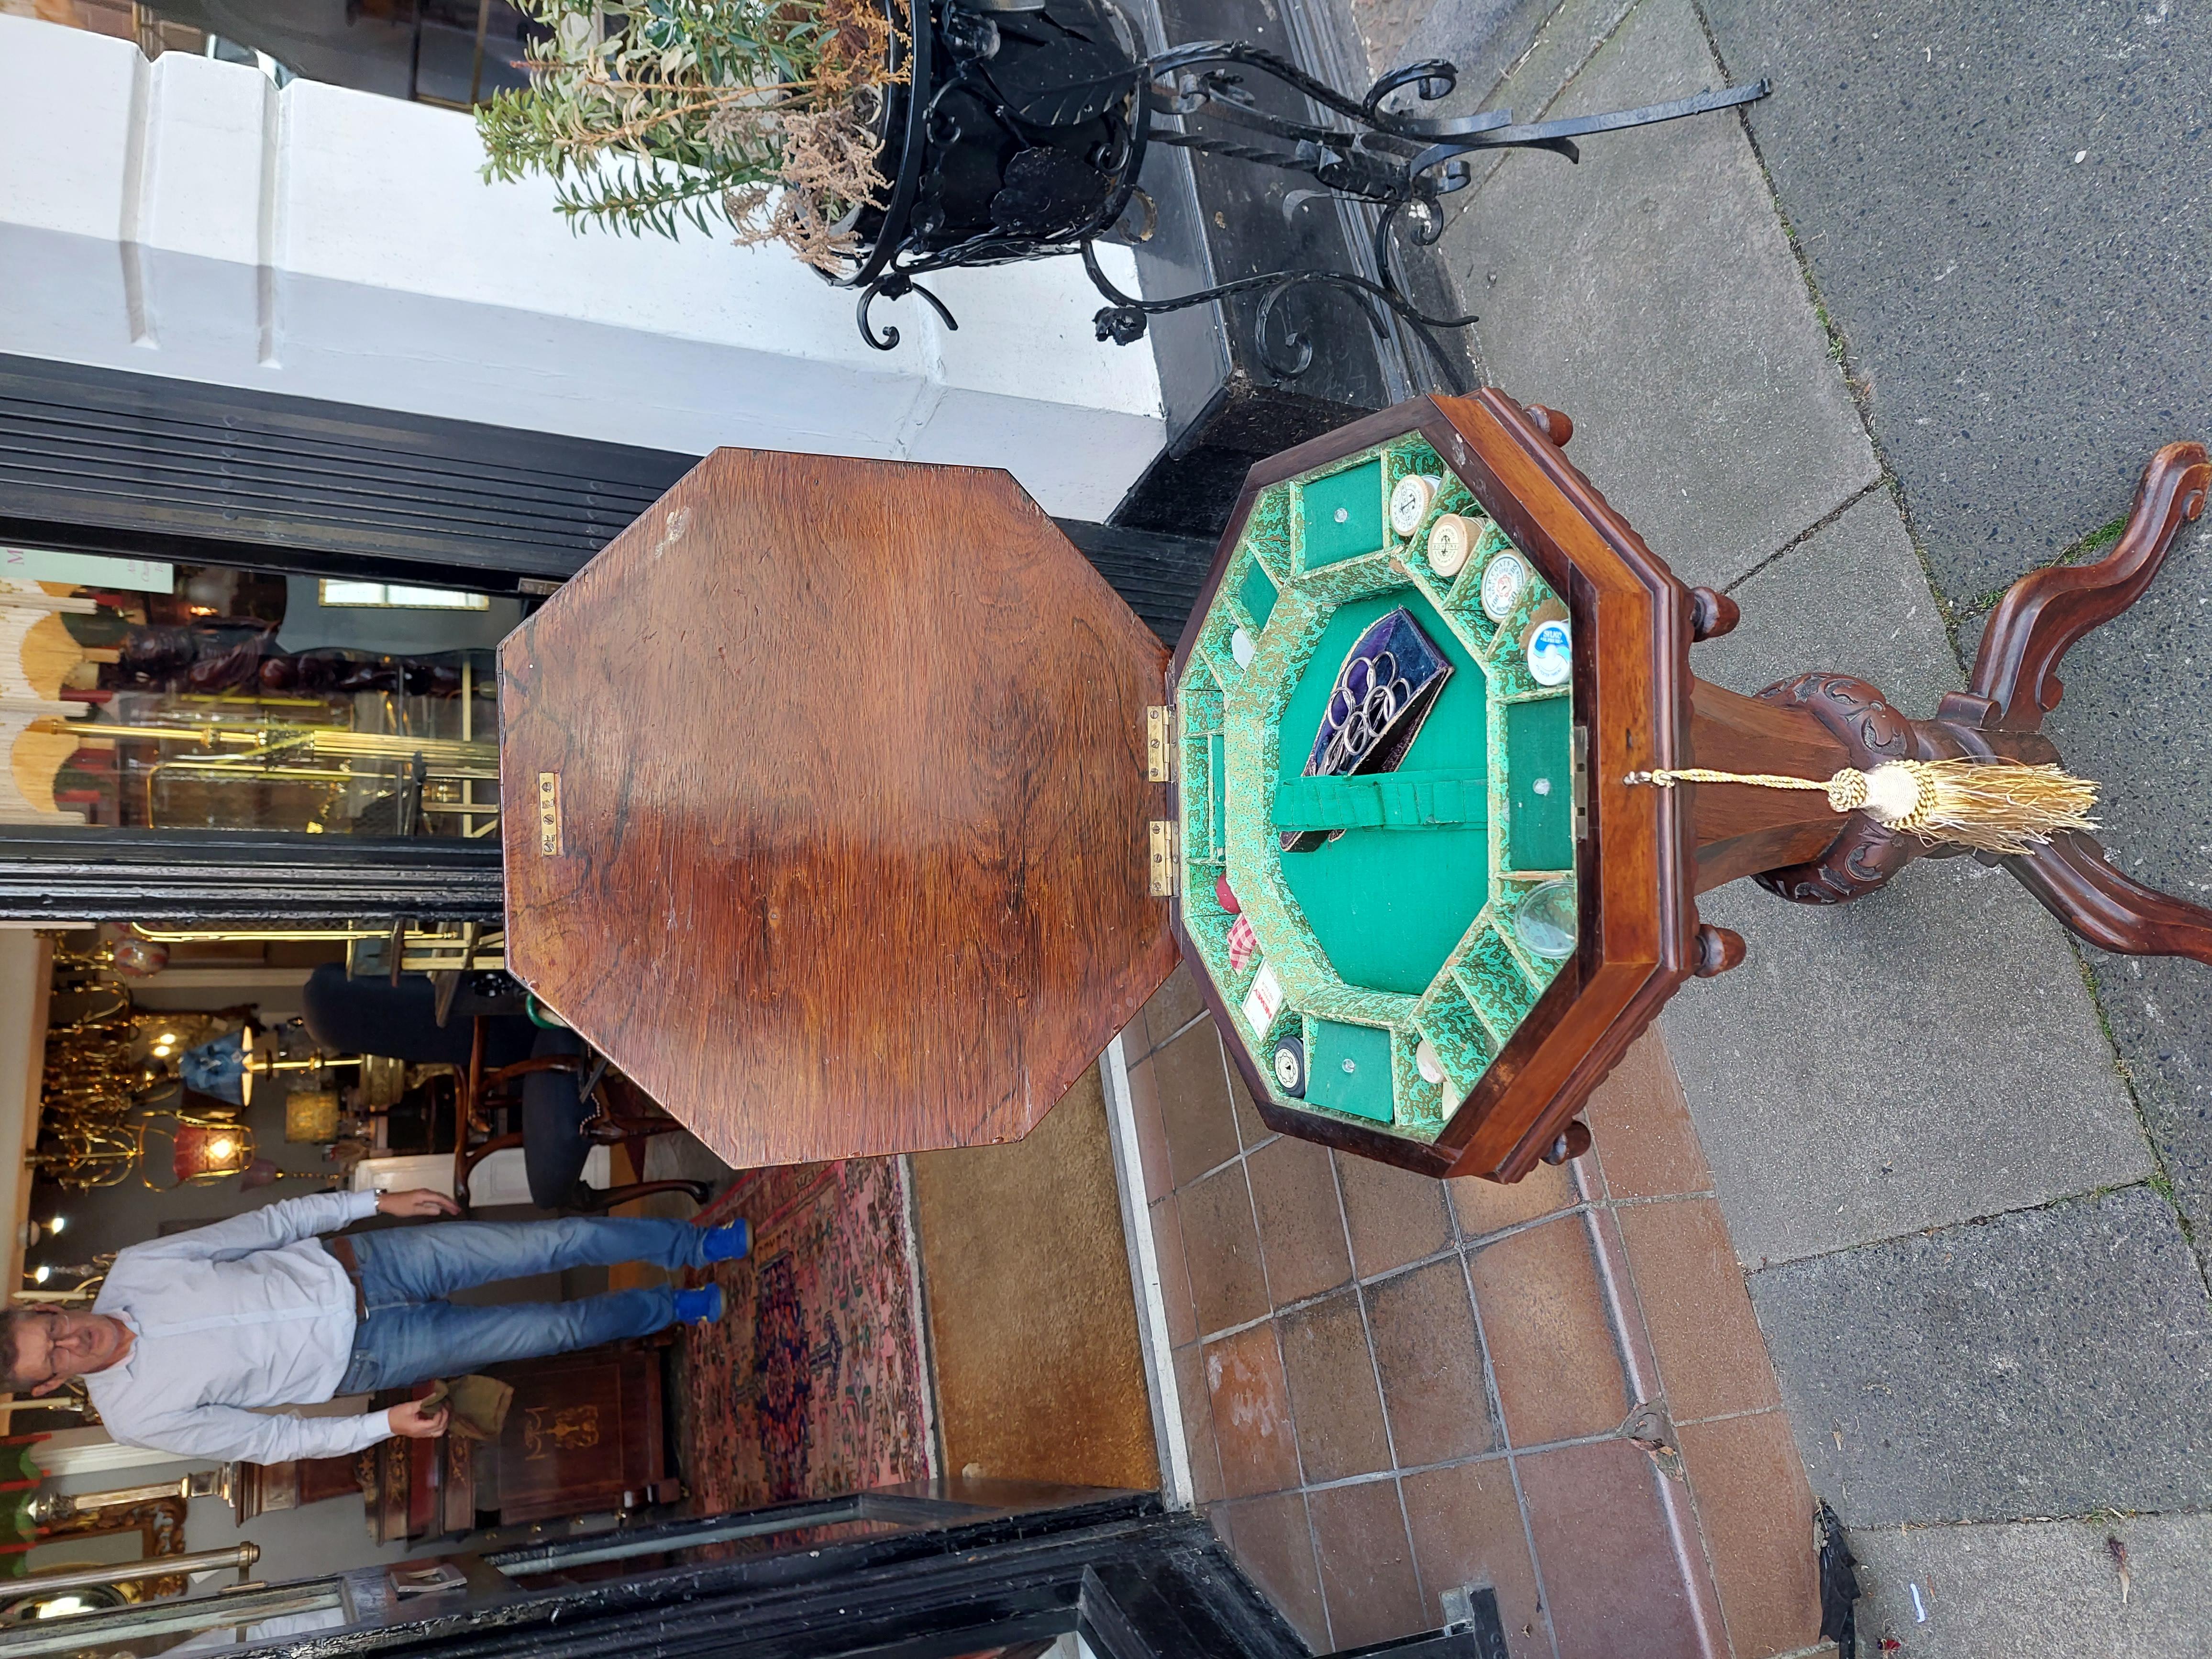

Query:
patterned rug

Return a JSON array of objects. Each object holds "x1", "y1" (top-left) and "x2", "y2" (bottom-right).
[{"x1": 676, "y1": 1157, "x2": 934, "y2": 1512}]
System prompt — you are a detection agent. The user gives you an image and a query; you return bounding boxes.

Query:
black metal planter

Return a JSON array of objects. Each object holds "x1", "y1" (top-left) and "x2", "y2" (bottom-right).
[
  {"x1": 834, "y1": 0, "x2": 1770, "y2": 387},
  {"x1": 840, "y1": 0, "x2": 1155, "y2": 348}
]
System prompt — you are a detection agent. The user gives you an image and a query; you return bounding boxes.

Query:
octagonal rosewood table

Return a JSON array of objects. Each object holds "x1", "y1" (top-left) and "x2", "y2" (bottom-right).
[{"x1": 499, "y1": 398, "x2": 2211, "y2": 1183}]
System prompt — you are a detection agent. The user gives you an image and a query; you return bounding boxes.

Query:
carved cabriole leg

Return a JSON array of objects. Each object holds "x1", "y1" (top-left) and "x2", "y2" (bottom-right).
[
  {"x1": 2008, "y1": 833, "x2": 2212, "y2": 966},
  {"x1": 1970, "y1": 442, "x2": 2211, "y2": 729},
  {"x1": 1971, "y1": 441, "x2": 2212, "y2": 962},
  {"x1": 1678, "y1": 442, "x2": 2212, "y2": 967}
]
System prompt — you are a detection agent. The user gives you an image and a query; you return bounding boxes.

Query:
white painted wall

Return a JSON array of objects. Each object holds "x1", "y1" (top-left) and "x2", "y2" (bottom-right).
[{"x1": 0, "y1": 17, "x2": 1166, "y2": 519}]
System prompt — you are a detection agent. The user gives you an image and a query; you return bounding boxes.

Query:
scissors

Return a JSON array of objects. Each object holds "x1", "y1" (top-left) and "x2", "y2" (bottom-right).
[{"x1": 1320, "y1": 648, "x2": 1414, "y2": 774}]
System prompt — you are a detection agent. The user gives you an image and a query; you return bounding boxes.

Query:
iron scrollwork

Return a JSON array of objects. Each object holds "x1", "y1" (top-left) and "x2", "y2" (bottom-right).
[{"x1": 838, "y1": 0, "x2": 1769, "y2": 384}]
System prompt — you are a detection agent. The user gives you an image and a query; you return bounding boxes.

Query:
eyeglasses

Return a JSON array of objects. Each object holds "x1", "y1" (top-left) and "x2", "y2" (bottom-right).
[{"x1": 14, "y1": 1309, "x2": 77, "y2": 1388}]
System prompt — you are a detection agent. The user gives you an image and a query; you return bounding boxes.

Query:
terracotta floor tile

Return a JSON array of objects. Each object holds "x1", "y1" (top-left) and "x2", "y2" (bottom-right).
[
  {"x1": 1213, "y1": 1490, "x2": 1330, "y2": 1651},
  {"x1": 1367, "y1": 1257, "x2": 1498, "y2": 1467},
  {"x1": 1223, "y1": 1050, "x2": 1274, "y2": 1152},
  {"x1": 1179, "y1": 1162, "x2": 1269, "y2": 1336},
  {"x1": 1154, "y1": 1021, "x2": 1242, "y2": 1186},
  {"x1": 1278, "y1": 1290, "x2": 1393, "y2": 1483},
  {"x1": 1308, "y1": 1477, "x2": 1430, "y2": 1649},
  {"x1": 1248, "y1": 1134, "x2": 1353, "y2": 1306},
  {"x1": 1583, "y1": 1028, "x2": 1712, "y2": 1201},
  {"x1": 1518, "y1": 1439, "x2": 1706, "y2": 1659},
  {"x1": 1678, "y1": 1411, "x2": 1821, "y2": 1659},
  {"x1": 1124, "y1": 1051, "x2": 1172, "y2": 1203},
  {"x1": 1337, "y1": 1151, "x2": 1453, "y2": 1278},
  {"x1": 1204, "y1": 1322, "x2": 1302, "y2": 1497},
  {"x1": 1141, "y1": 959, "x2": 1208, "y2": 1057},
  {"x1": 1585, "y1": 1205, "x2": 1664, "y2": 1405},
  {"x1": 1207, "y1": 1498, "x2": 1235, "y2": 1548},
  {"x1": 1618, "y1": 1197, "x2": 1780, "y2": 1422},
  {"x1": 1174, "y1": 1340, "x2": 1225, "y2": 1505},
  {"x1": 1466, "y1": 1215, "x2": 1631, "y2": 1448},
  {"x1": 1401, "y1": 1459, "x2": 1547, "y2": 1659},
  {"x1": 1449, "y1": 1158, "x2": 1579, "y2": 1242},
  {"x1": 1152, "y1": 1196, "x2": 1197, "y2": 1352}
]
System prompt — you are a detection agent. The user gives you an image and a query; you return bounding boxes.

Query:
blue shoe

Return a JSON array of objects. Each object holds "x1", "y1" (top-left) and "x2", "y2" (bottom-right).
[
  {"x1": 701, "y1": 1219, "x2": 750, "y2": 1263},
  {"x1": 672, "y1": 1284, "x2": 724, "y2": 1325}
]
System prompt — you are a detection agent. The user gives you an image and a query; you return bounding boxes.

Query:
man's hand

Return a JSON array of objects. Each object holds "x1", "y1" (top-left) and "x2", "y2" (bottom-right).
[
  {"x1": 376, "y1": 1188, "x2": 461, "y2": 1218},
  {"x1": 388, "y1": 1399, "x2": 450, "y2": 1439}
]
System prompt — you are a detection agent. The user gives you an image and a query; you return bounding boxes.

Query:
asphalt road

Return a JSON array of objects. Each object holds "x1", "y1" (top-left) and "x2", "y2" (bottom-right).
[{"x1": 1698, "y1": 0, "x2": 2212, "y2": 1265}]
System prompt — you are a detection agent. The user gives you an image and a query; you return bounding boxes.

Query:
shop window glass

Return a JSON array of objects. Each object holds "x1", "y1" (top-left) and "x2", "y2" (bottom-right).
[
  {"x1": 319, "y1": 582, "x2": 490, "y2": 610},
  {"x1": 3, "y1": 553, "x2": 509, "y2": 840},
  {"x1": 36, "y1": 0, "x2": 546, "y2": 111}
]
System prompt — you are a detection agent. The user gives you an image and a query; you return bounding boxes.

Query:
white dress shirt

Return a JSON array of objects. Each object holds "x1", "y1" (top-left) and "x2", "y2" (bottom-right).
[{"x1": 86, "y1": 1189, "x2": 393, "y2": 1464}]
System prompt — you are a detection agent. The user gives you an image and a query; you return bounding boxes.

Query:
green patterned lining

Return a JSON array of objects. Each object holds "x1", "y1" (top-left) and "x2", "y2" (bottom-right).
[{"x1": 1175, "y1": 431, "x2": 1580, "y2": 1143}]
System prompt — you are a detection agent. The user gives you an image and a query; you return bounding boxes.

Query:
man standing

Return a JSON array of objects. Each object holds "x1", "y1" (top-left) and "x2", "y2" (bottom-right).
[{"x1": 0, "y1": 1188, "x2": 746, "y2": 1460}]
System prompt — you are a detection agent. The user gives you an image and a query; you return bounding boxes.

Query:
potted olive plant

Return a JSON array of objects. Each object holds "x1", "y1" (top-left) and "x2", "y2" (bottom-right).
[
  {"x1": 476, "y1": 0, "x2": 913, "y2": 273},
  {"x1": 477, "y1": 0, "x2": 1154, "y2": 341}
]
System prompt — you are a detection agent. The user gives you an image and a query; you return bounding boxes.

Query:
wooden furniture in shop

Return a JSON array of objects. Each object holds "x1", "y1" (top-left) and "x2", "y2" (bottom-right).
[
  {"x1": 451, "y1": 1021, "x2": 705, "y2": 1213},
  {"x1": 498, "y1": 399, "x2": 2211, "y2": 1185},
  {"x1": 234, "y1": 1453, "x2": 366, "y2": 1522},
  {"x1": 361, "y1": 1344, "x2": 675, "y2": 1544}
]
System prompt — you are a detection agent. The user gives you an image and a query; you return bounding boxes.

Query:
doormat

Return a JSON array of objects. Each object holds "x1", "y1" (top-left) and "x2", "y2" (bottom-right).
[{"x1": 675, "y1": 1156, "x2": 934, "y2": 1512}]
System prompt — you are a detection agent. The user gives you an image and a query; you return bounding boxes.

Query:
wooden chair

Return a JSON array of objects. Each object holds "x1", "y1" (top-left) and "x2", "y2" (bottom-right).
[{"x1": 452, "y1": 1020, "x2": 710, "y2": 1214}]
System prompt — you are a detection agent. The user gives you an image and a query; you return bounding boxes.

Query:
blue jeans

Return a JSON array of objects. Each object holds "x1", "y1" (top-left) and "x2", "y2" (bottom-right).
[{"x1": 335, "y1": 1217, "x2": 712, "y2": 1393}]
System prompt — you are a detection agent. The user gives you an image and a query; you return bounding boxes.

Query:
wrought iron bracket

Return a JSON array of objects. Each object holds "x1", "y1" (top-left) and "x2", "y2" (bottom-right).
[{"x1": 841, "y1": 8, "x2": 1768, "y2": 389}]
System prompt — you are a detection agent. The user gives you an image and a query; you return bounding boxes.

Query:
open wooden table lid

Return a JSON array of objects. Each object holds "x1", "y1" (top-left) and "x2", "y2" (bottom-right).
[{"x1": 498, "y1": 449, "x2": 1176, "y2": 1169}]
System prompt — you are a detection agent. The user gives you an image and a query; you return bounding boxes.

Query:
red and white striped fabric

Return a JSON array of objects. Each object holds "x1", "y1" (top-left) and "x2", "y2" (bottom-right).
[{"x1": 1227, "y1": 914, "x2": 1258, "y2": 974}]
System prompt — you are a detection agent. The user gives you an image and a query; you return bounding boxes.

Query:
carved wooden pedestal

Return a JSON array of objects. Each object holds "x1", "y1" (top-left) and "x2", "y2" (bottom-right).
[{"x1": 1683, "y1": 440, "x2": 2212, "y2": 967}]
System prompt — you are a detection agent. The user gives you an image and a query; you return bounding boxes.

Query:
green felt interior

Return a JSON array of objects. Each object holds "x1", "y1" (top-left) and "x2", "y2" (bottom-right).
[
  {"x1": 1171, "y1": 431, "x2": 1584, "y2": 1143},
  {"x1": 1299, "y1": 460, "x2": 1385, "y2": 567},
  {"x1": 1272, "y1": 768, "x2": 1489, "y2": 832},
  {"x1": 1505, "y1": 697, "x2": 1575, "y2": 872},
  {"x1": 1276, "y1": 590, "x2": 1490, "y2": 996},
  {"x1": 1305, "y1": 1018, "x2": 1396, "y2": 1121}
]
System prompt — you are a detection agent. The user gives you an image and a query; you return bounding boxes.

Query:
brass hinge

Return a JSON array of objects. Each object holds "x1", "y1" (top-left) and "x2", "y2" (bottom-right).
[
  {"x1": 1147, "y1": 819, "x2": 1178, "y2": 897},
  {"x1": 537, "y1": 771, "x2": 564, "y2": 856},
  {"x1": 1571, "y1": 725, "x2": 1590, "y2": 842},
  {"x1": 1145, "y1": 705, "x2": 1175, "y2": 783}
]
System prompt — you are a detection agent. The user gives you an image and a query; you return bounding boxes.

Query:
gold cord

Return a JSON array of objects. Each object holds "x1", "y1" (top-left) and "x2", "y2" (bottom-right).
[
  {"x1": 1628, "y1": 768, "x2": 1832, "y2": 792},
  {"x1": 1625, "y1": 759, "x2": 2099, "y2": 855}
]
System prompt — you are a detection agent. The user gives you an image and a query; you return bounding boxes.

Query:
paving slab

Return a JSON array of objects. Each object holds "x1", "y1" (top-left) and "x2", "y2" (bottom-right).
[
  {"x1": 1661, "y1": 490, "x2": 2150, "y2": 1268},
  {"x1": 1354, "y1": 0, "x2": 1599, "y2": 110},
  {"x1": 1747, "y1": 1186, "x2": 2212, "y2": 1526},
  {"x1": 1697, "y1": 0, "x2": 2212, "y2": 1294},
  {"x1": 1439, "y1": 0, "x2": 1878, "y2": 590},
  {"x1": 1693, "y1": 487, "x2": 1949, "y2": 711},
  {"x1": 1847, "y1": 1511, "x2": 2212, "y2": 1659},
  {"x1": 1700, "y1": 0, "x2": 2212, "y2": 607},
  {"x1": 1347, "y1": 0, "x2": 1558, "y2": 104}
]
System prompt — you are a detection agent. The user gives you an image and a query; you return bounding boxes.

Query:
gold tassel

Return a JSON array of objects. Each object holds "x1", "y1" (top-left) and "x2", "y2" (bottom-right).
[{"x1": 1627, "y1": 758, "x2": 2100, "y2": 856}]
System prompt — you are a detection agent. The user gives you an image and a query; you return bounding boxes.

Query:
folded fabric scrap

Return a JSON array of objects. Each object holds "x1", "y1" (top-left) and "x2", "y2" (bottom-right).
[{"x1": 418, "y1": 1373, "x2": 515, "y2": 1441}]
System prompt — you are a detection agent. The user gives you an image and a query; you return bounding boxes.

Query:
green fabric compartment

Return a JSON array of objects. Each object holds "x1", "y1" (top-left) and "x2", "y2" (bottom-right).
[
  {"x1": 1299, "y1": 460, "x2": 1385, "y2": 567},
  {"x1": 1306, "y1": 1019, "x2": 1396, "y2": 1121},
  {"x1": 1505, "y1": 696, "x2": 1574, "y2": 872},
  {"x1": 1272, "y1": 769, "x2": 1490, "y2": 832}
]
